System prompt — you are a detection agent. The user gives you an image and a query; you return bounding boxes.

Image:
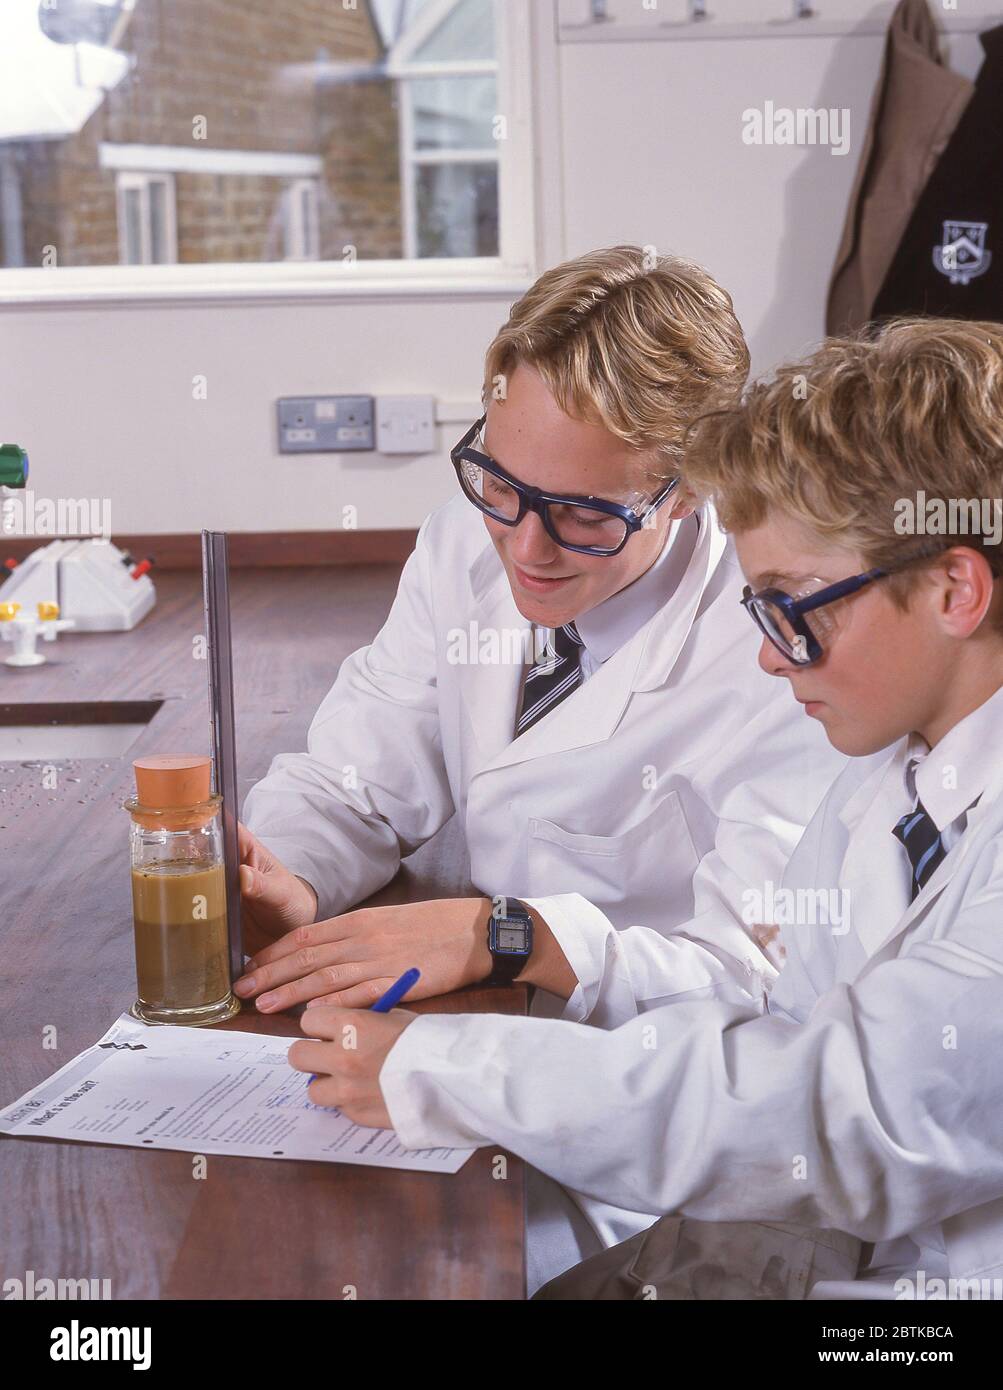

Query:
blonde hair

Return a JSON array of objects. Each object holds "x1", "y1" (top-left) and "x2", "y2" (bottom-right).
[
  {"x1": 482, "y1": 245, "x2": 750, "y2": 482},
  {"x1": 683, "y1": 318, "x2": 1003, "y2": 607}
]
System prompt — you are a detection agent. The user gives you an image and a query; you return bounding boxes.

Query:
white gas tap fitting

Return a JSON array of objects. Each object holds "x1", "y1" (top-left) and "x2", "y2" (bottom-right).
[{"x1": 0, "y1": 601, "x2": 75, "y2": 666}]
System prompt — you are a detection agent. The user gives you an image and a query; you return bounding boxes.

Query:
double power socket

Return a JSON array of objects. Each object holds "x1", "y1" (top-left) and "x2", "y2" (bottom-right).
[{"x1": 277, "y1": 395, "x2": 436, "y2": 456}]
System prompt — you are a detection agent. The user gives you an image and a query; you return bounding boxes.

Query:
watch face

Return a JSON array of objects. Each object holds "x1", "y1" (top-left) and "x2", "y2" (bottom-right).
[{"x1": 496, "y1": 925, "x2": 527, "y2": 951}]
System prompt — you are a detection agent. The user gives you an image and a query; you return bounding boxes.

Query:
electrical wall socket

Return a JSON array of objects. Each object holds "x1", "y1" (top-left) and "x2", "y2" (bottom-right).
[
  {"x1": 277, "y1": 396, "x2": 375, "y2": 453},
  {"x1": 375, "y1": 396, "x2": 436, "y2": 455}
]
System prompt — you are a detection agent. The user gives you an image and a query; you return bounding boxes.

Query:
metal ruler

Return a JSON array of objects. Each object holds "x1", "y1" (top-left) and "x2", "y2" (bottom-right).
[{"x1": 201, "y1": 530, "x2": 243, "y2": 981}]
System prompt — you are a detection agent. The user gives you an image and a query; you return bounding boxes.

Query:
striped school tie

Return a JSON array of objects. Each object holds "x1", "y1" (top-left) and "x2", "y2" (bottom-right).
[
  {"x1": 516, "y1": 622, "x2": 584, "y2": 736},
  {"x1": 892, "y1": 799, "x2": 948, "y2": 902}
]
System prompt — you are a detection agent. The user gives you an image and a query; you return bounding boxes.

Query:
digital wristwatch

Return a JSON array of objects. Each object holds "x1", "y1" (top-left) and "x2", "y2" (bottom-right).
[{"x1": 484, "y1": 896, "x2": 534, "y2": 986}]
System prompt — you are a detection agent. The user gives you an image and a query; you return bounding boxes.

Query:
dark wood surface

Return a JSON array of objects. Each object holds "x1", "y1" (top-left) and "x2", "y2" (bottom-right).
[
  {"x1": 0, "y1": 566, "x2": 526, "y2": 1300},
  {"x1": 2, "y1": 529, "x2": 419, "y2": 569}
]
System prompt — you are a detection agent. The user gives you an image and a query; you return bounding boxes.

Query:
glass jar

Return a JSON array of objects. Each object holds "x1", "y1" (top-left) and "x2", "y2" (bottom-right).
[{"x1": 124, "y1": 755, "x2": 240, "y2": 1026}]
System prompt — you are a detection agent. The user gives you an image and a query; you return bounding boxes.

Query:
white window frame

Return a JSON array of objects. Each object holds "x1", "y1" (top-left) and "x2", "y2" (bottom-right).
[
  {"x1": 1, "y1": 0, "x2": 539, "y2": 305},
  {"x1": 398, "y1": 67, "x2": 501, "y2": 262},
  {"x1": 282, "y1": 178, "x2": 320, "y2": 261},
  {"x1": 391, "y1": 0, "x2": 504, "y2": 263},
  {"x1": 114, "y1": 171, "x2": 177, "y2": 265}
]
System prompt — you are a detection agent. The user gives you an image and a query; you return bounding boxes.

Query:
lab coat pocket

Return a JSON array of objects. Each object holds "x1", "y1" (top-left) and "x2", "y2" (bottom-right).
[{"x1": 526, "y1": 791, "x2": 700, "y2": 928}]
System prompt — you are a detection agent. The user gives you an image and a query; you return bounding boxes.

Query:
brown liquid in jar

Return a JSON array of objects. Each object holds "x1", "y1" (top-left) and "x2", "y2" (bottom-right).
[{"x1": 131, "y1": 861, "x2": 230, "y2": 1011}]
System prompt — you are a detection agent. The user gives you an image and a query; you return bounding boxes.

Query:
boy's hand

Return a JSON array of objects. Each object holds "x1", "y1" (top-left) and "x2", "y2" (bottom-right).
[
  {"x1": 237, "y1": 822, "x2": 319, "y2": 956},
  {"x1": 289, "y1": 1005, "x2": 416, "y2": 1128},
  {"x1": 233, "y1": 897, "x2": 494, "y2": 1012}
]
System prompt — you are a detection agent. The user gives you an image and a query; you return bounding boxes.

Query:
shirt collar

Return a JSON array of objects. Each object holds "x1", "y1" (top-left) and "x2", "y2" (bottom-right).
[
  {"x1": 909, "y1": 683, "x2": 1003, "y2": 832},
  {"x1": 570, "y1": 512, "x2": 699, "y2": 666}
]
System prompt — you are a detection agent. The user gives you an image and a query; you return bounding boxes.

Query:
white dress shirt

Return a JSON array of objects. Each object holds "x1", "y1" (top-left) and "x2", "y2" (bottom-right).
[
  {"x1": 904, "y1": 714, "x2": 987, "y2": 853},
  {"x1": 573, "y1": 514, "x2": 699, "y2": 679},
  {"x1": 517, "y1": 512, "x2": 698, "y2": 710}
]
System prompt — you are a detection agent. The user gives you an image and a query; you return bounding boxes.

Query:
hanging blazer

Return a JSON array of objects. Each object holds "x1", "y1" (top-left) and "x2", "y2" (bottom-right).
[
  {"x1": 826, "y1": 0, "x2": 973, "y2": 334},
  {"x1": 873, "y1": 23, "x2": 1003, "y2": 321}
]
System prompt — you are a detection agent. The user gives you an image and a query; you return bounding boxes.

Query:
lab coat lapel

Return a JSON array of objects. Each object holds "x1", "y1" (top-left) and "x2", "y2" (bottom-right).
[
  {"x1": 633, "y1": 505, "x2": 728, "y2": 692},
  {"x1": 836, "y1": 744, "x2": 914, "y2": 960},
  {"x1": 462, "y1": 546, "x2": 534, "y2": 769},
  {"x1": 850, "y1": 756, "x2": 1003, "y2": 964},
  {"x1": 480, "y1": 616, "x2": 644, "y2": 771},
  {"x1": 477, "y1": 506, "x2": 729, "y2": 773}
]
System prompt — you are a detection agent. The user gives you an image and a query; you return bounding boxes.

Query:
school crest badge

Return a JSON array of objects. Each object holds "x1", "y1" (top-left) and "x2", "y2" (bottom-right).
[{"x1": 932, "y1": 220, "x2": 992, "y2": 285}]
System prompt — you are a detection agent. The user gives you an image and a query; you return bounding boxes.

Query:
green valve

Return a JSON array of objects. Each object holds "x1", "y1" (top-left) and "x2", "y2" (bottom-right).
[{"x1": 0, "y1": 444, "x2": 29, "y2": 488}]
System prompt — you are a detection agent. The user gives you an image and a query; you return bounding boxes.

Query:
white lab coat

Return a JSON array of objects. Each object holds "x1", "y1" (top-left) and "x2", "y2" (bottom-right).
[
  {"x1": 243, "y1": 490, "x2": 845, "y2": 1276},
  {"x1": 380, "y1": 706, "x2": 1003, "y2": 1298},
  {"x1": 244, "y1": 492, "x2": 841, "y2": 952}
]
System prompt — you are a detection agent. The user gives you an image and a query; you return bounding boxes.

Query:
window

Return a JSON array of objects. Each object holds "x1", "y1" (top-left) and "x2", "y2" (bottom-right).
[
  {"x1": 116, "y1": 172, "x2": 177, "y2": 265},
  {"x1": 37, "y1": 0, "x2": 136, "y2": 49},
  {"x1": 0, "y1": 0, "x2": 535, "y2": 292},
  {"x1": 389, "y1": 0, "x2": 501, "y2": 258},
  {"x1": 282, "y1": 179, "x2": 320, "y2": 261}
]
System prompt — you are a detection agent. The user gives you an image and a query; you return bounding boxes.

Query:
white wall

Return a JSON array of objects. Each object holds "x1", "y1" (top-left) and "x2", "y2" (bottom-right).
[
  {"x1": 2, "y1": 294, "x2": 515, "y2": 533},
  {"x1": 557, "y1": 2, "x2": 992, "y2": 378},
  {"x1": 1, "y1": 1, "x2": 996, "y2": 534}
]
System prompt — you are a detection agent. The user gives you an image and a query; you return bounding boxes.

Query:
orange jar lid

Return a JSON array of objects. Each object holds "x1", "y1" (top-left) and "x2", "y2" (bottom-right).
[
  {"x1": 134, "y1": 754, "x2": 211, "y2": 807},
  {"x1": 127, "y1": 755, "x2": 218, "y2": 830}
]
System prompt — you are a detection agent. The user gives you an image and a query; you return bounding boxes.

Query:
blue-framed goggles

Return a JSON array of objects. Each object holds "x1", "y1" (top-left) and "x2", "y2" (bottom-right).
[
  {"x1": 450, "y1": 414, "x2": 679, "y2": 557},
  {"x1": 741, "y1": 569, "x2": 888, "y2": 666}
]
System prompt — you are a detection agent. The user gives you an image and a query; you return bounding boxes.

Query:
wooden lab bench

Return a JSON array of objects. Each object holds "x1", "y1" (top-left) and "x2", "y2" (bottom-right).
[{"x1": 0, "y1": 565, "x2": 527, "y2": 1300}]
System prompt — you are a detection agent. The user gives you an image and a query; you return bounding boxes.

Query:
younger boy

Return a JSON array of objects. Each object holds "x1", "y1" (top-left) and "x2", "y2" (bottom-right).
[{"x1": 291, "y1": 317, "x2": 1003, "y2": 1298}]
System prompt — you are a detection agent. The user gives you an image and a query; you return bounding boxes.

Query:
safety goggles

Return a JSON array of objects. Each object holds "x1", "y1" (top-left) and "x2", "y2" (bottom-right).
[
  {"x1": 744, "y1": 537, "x2": 1003, "y2": 667},
  {"x1": 741, "y1": 569, "x2": 888, "y2": 666},
  {"x1": 450, "y1": 414, "x2": 679, "y2": 557}
]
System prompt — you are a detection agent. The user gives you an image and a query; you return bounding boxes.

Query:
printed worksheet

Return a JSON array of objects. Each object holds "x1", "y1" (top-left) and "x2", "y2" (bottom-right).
[{"x1": 0, "y1": 1012, "x2": 473, "y2": 1174}]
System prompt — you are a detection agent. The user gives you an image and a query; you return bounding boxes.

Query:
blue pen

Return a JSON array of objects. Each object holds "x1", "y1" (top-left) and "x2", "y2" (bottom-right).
[
  {"x1": 369, "y1": 967, "x2": 422, "y2": 1013},
  {"x1": 307, "y1": 968, "x2": 421, "y2": 1085}
]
